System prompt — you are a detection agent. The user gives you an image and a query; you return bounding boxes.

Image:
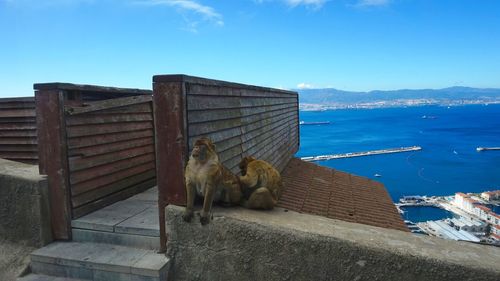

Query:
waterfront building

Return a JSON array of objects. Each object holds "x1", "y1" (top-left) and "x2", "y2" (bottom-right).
[
  {"x1": 448, "y1": 217, "x2": 487, "y2": 233},
  {"x1": 426, "y1": 220, "x2": 481, "y2": 242},
  {"x1": 481, "y1": 190, "x2": 500, "y2": 201}
]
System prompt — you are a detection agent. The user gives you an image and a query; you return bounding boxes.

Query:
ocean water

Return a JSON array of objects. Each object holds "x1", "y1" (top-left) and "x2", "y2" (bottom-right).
[
  {"x1": 400, "y1": 206, "x2": 456, "y2": 223},
  {"x1": 297, "y1": 104, "x2": 500, "y2": 202}
]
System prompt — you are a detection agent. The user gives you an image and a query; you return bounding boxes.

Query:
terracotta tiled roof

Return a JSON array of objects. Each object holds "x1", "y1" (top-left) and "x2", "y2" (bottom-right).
[
  {"x1": 476, "y1": 205, "x2": 492, "y2": 212},
  {"x1": 278, "y1": 158, "x2": 409, "y2": 232}
]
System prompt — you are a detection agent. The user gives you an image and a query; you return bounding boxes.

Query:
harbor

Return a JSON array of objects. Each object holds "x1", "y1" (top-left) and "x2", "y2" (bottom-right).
[
  {"x1": 301, "y1": 146, "x2": 422, "y2": 162},
  {"x1": 397, "y1": 190, "x2": 500, "y2": 245}
]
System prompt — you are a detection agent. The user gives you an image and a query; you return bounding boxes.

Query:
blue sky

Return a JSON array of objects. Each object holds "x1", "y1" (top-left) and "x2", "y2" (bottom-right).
[{"x1": 1, "y1": 0, "x2": 500, "y2": 97}]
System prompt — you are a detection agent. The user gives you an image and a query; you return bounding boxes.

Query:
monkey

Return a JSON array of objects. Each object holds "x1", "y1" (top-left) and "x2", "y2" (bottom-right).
[
  {"x1": 183, "y1": 137, "x2": 242, "y2": 225},
  {"x1": 238, "y1": 156, "x2": 284, "y2": 210}
]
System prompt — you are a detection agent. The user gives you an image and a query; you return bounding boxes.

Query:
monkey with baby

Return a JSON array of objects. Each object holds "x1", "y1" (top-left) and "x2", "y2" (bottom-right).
[{"x1": 183, "y1": 137, "x2": 283, "y2": 225}]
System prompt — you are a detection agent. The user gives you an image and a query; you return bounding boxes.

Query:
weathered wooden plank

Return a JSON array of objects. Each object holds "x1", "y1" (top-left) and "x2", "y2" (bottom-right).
[
  {"x1": 218, "y1": 145, "x2": 243, "y2": 164},
  {"x1": 72, "y1": 169, "x2": 156, "y2": 207},
  {"x1": 241, "y1": 111, "x2": 296, "y2": 136},
  {"x1": 35, "y1": 89, "x2": 72, "y2": 240},
  {"x1": 187, "y1": 83, "x2": 297, "y2": 98},
  {"x1": 66, "y1": 113, "x2": 153, "y2": 126},
  {"x1": 0, "y1": 102, "x2": 35, "y2": 109},
  {"x1": 70, "y1": 153, "x2": 155, "y2": 187},
  {"x1": 187, "y1": 95, "x2": 241, "y2": 110},
  {"x1": 65, "y1": 95, "x2": 152, "y2": 115},
  {"x1": 187, "y1": 84, "x2": 236, "y2": 97},
  {"x1": 71, "y1": 162, "x2": 156, "y2": 196},
  {"x1": 66, "y1": 122, "x2": 153, "y2": 138},
  {"x1": 0, "y1": 109, "x2": 36, "y2": 118},
  {"x1": 0, "y1": 151, "x2": 38, "y2": 159},
  {"x1": 188, "y1": 117, "x2": 242, "y2": 137},
  {"x1": 69, "y1": 144, "x2": 155, "y2": 172},
  {"x1": 67, "y1": 129, "x2": 153, "y2": 149},
  {"x1": 189, "y1": 127, "x2": 241, "y2": 144},
  {"x1": 187, "y1": 103, "x2": 295, "y2": 124},
  {"x1": 187, "y1": 108, "x2": 241, "y2": 124},
  {"x1": 0, "y1": 144, "x2": 37, "y2": 152},
  {"x1": 81, "y1": 103, "x2": 152, "y2": 114},
  {"x1": 0, "y1": 123, "x2": 37, "y2": 130},
  {"x1": 72, "y1": 178, "x2": 156, "y2": 219},
  {"x1": 187, "y1": 95, "x2": 296, "y2": 111},
  {"x1": 69, "y1": 137, "x2": 154, "y2": 157},
  {"x1": 0, "y1": 130, "x2": 37, "y2": 137},
  {"x1": 243, "y1": 121, "x2": 298, "y2": 157},
  {"x1": 0, "y1": 117, "x2": 36, "y2": 124},
  {"x1": 0, "y1": 137, "x2": 37, "y2": 145}
]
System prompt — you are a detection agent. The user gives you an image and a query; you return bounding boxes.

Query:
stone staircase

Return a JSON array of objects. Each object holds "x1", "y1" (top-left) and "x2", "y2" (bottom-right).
[{"x1": 18, "y1": 187, "x2": 170, "y2": 281}]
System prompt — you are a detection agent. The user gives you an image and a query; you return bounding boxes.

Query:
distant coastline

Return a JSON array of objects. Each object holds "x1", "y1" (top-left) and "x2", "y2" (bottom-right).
[
  {"x1": 298, "y1": 86, "x2": 500, "y2": 111},
  {"x1": 300, "y1": 100, "x2": 500, "y2": 111}
]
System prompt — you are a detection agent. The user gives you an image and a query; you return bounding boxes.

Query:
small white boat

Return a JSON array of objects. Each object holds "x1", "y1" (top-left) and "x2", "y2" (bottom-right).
[{"x1": 374, "y1": 173, "x2": 382, "y2": 177}]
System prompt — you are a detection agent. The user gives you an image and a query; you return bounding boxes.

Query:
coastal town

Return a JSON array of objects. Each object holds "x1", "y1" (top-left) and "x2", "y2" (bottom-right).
[{"x1": 397, "y1": 190, "x2": 500, "y2": 245}]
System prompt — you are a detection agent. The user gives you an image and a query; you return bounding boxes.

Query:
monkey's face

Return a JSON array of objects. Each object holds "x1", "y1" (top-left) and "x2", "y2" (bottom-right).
[{"x1": 191, "y1": 144, "x2": 208, "y2": 161}]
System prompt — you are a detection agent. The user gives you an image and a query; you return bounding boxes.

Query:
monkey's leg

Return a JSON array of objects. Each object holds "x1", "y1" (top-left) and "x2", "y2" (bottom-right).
[
  {"x1": 200, "y1": 181, "x2": 215, "y2": 225},
  {"x1": 182, "y1": 181, "x2": 196, "y2": 222},
  {"x1": 243, "y1": 187, "x2": 276, "y2": 210}
]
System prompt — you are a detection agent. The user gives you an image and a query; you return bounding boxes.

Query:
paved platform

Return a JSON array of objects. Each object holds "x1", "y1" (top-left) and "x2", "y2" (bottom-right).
[{"x1": 71, "y1": 187, "x2": 161, "y2": 250}]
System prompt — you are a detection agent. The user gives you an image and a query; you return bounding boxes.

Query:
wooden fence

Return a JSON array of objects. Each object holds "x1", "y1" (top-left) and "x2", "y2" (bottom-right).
[
  {"x1": 0, "y1": 97, "x2": 38, "y2": 164},
  {"x1": 153, "y1": 75, "x2": 299, "y2": 252},
  {"x1": 34, "y1": 83, "x2": 155, "y2": 240}
]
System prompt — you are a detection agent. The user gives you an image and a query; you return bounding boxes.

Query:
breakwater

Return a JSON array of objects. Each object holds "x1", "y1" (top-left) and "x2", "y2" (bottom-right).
[{"x1": 301, "y1": 146, "x2": 422, "y2": 162}]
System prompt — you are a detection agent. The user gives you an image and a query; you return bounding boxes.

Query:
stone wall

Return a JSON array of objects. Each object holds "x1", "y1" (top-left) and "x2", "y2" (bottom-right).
[
  {"x1": 166, "y1": 205, "x2": 500, "y2": 281},
  {"x1": 0, "y1": 158, "x2": 52, "y2": 247}
]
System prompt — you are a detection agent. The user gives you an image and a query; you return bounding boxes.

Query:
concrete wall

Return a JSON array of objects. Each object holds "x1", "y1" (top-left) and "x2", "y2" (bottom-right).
[
  {"x1": 166, "y1": 205, "x2": 500, "y2": 281},
  {"x1": 0, "y1": 158, "x2": 52, "y2": 247}
]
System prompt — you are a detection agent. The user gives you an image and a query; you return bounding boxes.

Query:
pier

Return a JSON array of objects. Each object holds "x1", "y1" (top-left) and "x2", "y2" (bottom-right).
[
  {"x1": 301, "y1": 146, "x2": 422, "y2": 162},
  {"x1": 477, "y1": 147, "x2": 500, "y2": 152}
]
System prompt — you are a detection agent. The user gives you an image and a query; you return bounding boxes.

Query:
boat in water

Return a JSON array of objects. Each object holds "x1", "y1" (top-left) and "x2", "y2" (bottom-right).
[
  {"x1": 374, "y1": 173, "x2": 382, "y2": 177},
  {"x1": 299, "y1": 121, "x2": 331, "y2": 125}
]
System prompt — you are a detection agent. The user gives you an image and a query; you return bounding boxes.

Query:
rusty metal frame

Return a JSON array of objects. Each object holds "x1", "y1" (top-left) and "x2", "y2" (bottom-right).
[{"x1": 153, "y1": 77, "x2": 188, "y2": 253}]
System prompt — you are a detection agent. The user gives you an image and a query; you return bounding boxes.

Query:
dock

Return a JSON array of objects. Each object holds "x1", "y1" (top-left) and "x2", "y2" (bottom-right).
[{"x1": 301, "y1": 146, "x2": 422, "y2": 162}]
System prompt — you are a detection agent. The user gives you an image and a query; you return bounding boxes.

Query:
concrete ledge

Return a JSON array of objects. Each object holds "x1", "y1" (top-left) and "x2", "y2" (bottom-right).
[
  {"x1": 166, "y1": 205, "x2": 500, "y2": 281},
  {"x1": 0, "y1": 158, "x2": 52, "y2": 246}
]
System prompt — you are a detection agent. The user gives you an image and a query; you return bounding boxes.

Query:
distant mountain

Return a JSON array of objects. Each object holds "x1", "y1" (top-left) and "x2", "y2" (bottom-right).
[{"x1": 297, "y1": 87, "x2": 500, "y2": 110}]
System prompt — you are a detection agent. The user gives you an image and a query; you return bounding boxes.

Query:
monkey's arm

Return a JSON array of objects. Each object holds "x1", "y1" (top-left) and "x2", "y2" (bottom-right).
[
  {"x1": 200, "y1": 176, "x2": 217, "y2": 225},
  {"x1": 182, "y1": 172, "x2": 196, "y2": 222}
]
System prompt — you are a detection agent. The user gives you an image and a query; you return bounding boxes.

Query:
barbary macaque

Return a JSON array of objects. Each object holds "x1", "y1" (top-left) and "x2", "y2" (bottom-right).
[
  {"x1": 238, "y1": 156, "x2": 284, "y2": 210},
  {"x1": 183, "y1": 137, "x2": 242, "y2": 225}
]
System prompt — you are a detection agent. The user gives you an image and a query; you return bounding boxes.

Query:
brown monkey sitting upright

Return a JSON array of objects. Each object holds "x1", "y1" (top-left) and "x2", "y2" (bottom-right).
[
  {"x1": 238, "y1": 156, "x2": 283, "y2": 210},
  {"x1": 183, "y1": 137, "x2": 242, "y2": 225}
]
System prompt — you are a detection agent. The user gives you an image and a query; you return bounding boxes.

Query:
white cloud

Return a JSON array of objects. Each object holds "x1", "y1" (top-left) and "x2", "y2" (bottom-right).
[
  {"x1": 285, "y1": 0, "x2": 327, "y2": 8},
  {"x1": 297, "y1": 82, "x2": 315, "y2": 89},
  {"x1": 356, "y1": 0, "x2": 390, "y2": 7},
  {"x1": 137, "y1": 0, "x2": 223, "y2": 27},
  {"x1": 255, "y1": 0, "x2": 327, "y2": 9}
]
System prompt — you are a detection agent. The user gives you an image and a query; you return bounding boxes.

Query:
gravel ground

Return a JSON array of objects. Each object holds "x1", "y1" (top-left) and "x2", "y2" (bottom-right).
[{"x1": 0, "y1": 239, "x2": 34, "y2": 281}]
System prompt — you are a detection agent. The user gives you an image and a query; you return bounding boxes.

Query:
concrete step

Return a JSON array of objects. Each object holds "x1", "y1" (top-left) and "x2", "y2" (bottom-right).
[
  {"x1": 30, "y1": 242, "x2": 169, "y2": 281},
  {"x1": 17, "y1": 273, "x2": 88, "y2": 281},
  {"x1": 72, "y1": 228, "x2": 160, "y2": 250}
]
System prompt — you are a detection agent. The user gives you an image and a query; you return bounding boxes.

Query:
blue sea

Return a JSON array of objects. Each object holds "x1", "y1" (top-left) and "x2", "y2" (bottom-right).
[{"x1": 297, "y1": 105, "x2": 500, "y2": 205}]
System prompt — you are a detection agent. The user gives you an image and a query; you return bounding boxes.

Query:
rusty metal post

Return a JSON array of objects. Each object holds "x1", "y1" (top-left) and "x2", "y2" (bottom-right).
[
  {"x1": 153, "y1": 76, "x2": 188, "y2": 253},
  {"x1": 35, "y1": 87, "x2": 72, "y2": 240}
]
